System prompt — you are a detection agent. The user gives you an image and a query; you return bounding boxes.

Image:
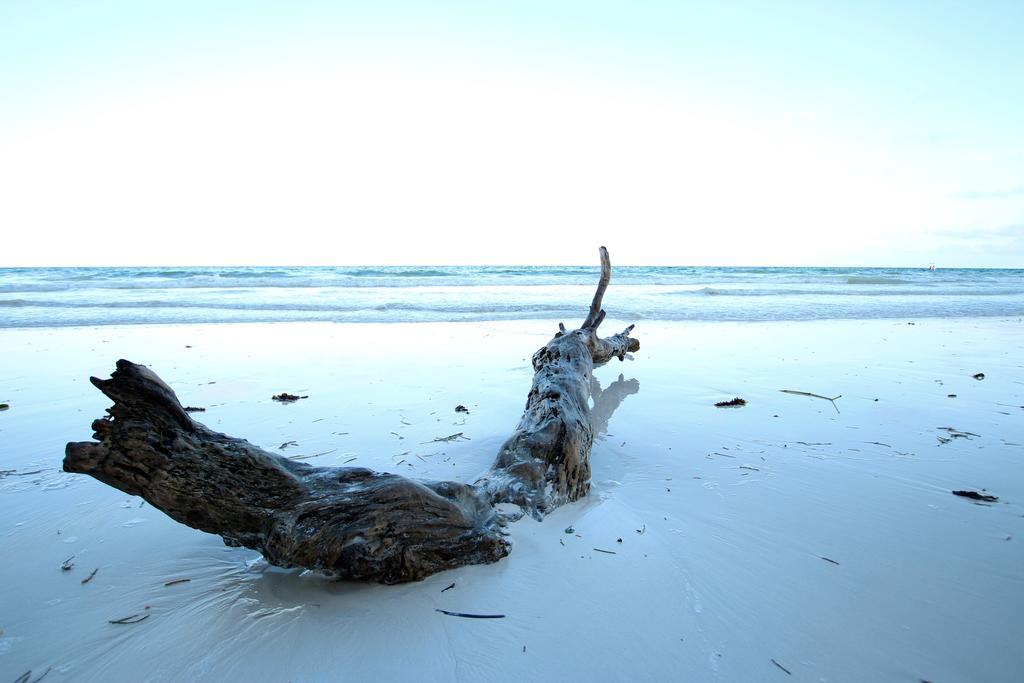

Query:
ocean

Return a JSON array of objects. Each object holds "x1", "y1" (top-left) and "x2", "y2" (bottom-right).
[{"x1": 0, "y1": 265, "x2": 1022, "y2": 328}]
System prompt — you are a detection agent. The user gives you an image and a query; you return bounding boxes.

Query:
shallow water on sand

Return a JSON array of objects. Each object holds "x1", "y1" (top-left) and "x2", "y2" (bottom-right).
[{"x1": 1, "y1": 319, "x2": 1022, "y2": 681}]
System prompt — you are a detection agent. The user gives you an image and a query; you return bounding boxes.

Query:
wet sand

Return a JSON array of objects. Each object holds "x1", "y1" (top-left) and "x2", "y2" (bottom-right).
[{"x1": 1, "y1": 318, "x2": 1022, "y2": 681}]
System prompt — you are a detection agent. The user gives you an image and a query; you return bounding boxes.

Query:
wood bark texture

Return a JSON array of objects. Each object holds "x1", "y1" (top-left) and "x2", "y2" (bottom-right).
[{"x1": 64, "y1": 247, "x2": 639, "y2": 583}]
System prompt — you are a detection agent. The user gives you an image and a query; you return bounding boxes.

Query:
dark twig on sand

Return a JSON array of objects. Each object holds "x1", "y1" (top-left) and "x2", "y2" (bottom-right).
[
  {"x1": 938, "y1": 427, "x2": 980, "y2": 439},
  {"x1": 164, "y1": 578, "x2": 191, "y2": 586},
  {"x1": 952, "y1": 490, "x2": 998, "y2": 502},
  {"x1": 183, "y1": 406, "x2": 206, "y2": 412},
  {"x1": 420, "y1": 432, "x2": 470, "y2": 444},
  {"x1": 441, "y1": 582, "x2": 455, "y2": 593},
  {"x1": 771, "y1": 658, "x2": 792, "y2": 675},
  {"x1": 81, "y1": 568, "x2": 99, "y2": 584},
  {"x1": 819, "y1": 556, "x2": 840, "y2": 565},
  {"x1": 435, "y1": 609, "x2": 505, "y2": 619},
  {"x1": 60, "y1": 555, "x2": 75, "y2": 571},
  {"x1": 109, "y1": 613, "x2": 150, "y2": 624},
  {"x1": 593, "y1": 548, "x2": 617, "y2": 555},
  {"x1": 2, "y1": 469, "x2": 46, "y2": 478},
  {"x1": 780, "y1": 389, "x2": 842, "y2": 414}
]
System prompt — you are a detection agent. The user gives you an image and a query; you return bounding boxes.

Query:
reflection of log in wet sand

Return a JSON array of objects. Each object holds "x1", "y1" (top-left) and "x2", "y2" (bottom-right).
[{"x1": 590, "y1": 373, "x2": 640, "y2": 436}]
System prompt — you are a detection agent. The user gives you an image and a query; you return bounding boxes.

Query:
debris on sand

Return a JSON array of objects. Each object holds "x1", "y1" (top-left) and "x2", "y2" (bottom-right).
[
  {"x1": 952, "y1": 490, "x2": 998, "y2": 502},
  {"x1": 421, "y1": 432, "x2": 470, "y2": 444},
  {"x1": 780, "y1": 389, "x2": 841, "y2": 414},
  {"x1": 81, "y1": 568, "x2": 99, "y2": 584},
  {"x1": 455, "y1": 404, "x2": 470, "y2": 413},
  {"x1": 60, "y1": 555, "x2": 75, "y2": 571},
  {"x1": 973, "y1": 373, "x2": 985, "y2": 380},
  {"x1": 272, "y1": 393, "x2": 308, "y2": 403},
  {"x1": 184, "y1": 406, "x2": 206, "y2": 412},
  {"x1": 108, "y1": 613, "x2": 150, "y2": 625},
  {"x1": 164, "y1": 578, "x2": 191, "y2": 587},
  {"x1": 714, "y1": 397, "x2": 747, "y2": 408},
  {"x1": 435, "y1": 609, "x2": 505, "y2": 619},
  {"x1": 278, "y1": 440, "x2": 298, "y2": 450},
  {"x1": 937, "y1": 427, "x2": 980, "y2": 440},
  {"x1": 0, "y1": 403, "x2": 9, "y2": 411}
]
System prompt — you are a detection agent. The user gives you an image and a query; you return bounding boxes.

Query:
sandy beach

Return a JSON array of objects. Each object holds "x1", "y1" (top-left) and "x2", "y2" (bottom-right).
[{"x1": 1, "y1": 317, "x2": 1021, "y2": 681}]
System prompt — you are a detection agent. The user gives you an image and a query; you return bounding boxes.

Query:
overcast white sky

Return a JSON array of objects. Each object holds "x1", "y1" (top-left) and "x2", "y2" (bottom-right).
[{"x1": 2, "y1": 1, "x2": 1022, "y2": 267}]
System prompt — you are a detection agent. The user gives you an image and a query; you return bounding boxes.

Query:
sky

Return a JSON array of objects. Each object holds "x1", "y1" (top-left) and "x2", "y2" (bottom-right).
[{"x1": 1, "y1": 1, "x2": 1022, "y2": 267}]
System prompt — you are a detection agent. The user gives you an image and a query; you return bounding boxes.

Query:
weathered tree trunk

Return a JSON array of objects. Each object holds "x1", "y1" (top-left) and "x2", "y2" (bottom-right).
[{"x1": 64, "y1": 247, "x2": 639, "y2": 583}]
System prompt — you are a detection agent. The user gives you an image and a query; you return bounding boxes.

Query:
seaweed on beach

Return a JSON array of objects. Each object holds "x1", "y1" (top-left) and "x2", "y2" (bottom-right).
[
  {"x1": 714, "y1": 397, "x2": 747, "y2": 407},
  {"x1": 272, "y1": 393, "x2": 308, "y2": 402}
]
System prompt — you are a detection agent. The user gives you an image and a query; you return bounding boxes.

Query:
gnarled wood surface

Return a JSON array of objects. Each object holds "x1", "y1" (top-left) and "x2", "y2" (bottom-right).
[{"x1": 64, "y1": 247, "x2": 640, "y2": 583}]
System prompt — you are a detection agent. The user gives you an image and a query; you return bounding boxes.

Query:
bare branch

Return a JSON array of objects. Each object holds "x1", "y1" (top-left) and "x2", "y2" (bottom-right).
[{"x1": 582, "y1": 246, "x2": 611, "y2": 329}]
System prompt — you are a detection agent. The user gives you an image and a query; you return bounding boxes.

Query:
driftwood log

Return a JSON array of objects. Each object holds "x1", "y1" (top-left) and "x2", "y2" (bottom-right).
[{"x1": 64, "y1": 247, "x2": 640, "y2": 583}]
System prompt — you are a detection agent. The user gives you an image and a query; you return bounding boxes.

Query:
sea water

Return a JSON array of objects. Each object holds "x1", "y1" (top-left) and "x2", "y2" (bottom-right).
[{"x1": 0, "y1": 265, "x2": 1022, "y2": 327}]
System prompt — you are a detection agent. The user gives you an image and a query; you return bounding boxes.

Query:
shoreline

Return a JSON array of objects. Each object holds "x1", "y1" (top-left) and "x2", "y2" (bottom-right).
[{"x1": 2, "y1": 317, "x2": 1022, "y2": 681}]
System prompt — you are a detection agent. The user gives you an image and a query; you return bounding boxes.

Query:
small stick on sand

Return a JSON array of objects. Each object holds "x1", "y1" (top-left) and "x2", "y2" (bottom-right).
[
  {"x1": 441, "y1": 582, "x2": 455, "y2": 592},
  {"x1": 164, "y1": 578, "x2": 191, "y2": 586},
  {"x1": 819, "y1": 556, "x2": 840, "y2": 565},
  {"x1": 31, "y1": 666, "x2": 53, "y2": 682},
  {"x1": 593, "y1": 548, "x2": 617, "y2": 555},
  {"x1": 435, "y1": 608, "x2": 505, "y2": 619},
  {"x1": 81, "y1": 568, "x2": 99, "y2": 584},
  {"x1": 109, "y1": 613, "x2": 150, "y2": 624},
  {"x1": 771, "y1": 658, "x2": 792, "y2": 675},
  {"x1": 780, "y1": 389, "x2": 842, "y2": 414},
  {"x1": 289, "y1": 449, "x2": 337, "y2": 461},
  {"x1": 420, "y1": 432, "x2": 470, "y2": 444}
]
